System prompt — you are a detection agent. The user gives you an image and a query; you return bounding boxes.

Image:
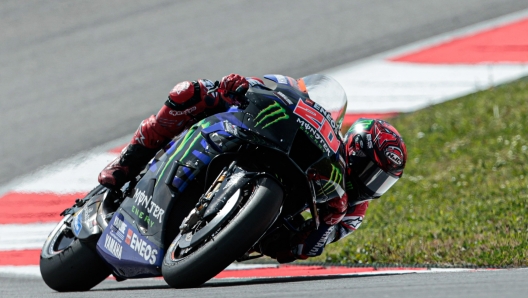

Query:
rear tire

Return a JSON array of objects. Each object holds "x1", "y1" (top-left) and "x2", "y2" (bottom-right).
[
  {"x1": 40, "y1": 185, "x2": 111, "y2": 292},
  {"x1": 162, "y1": 177, "x2": 283, "y2": 288},
  {"x1": 40, "y1": 239, "x2": 111, "y2": 292}
]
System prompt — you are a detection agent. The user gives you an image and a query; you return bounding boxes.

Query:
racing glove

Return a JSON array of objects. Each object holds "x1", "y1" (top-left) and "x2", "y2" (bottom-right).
[{"x1": 217, "y1": 73, "x2": 249, "y2": 106}]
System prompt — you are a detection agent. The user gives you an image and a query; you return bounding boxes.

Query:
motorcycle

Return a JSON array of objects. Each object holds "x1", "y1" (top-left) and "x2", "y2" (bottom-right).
[{"x1": 39, "y1": 74, "x2": 349, "y2": 291}]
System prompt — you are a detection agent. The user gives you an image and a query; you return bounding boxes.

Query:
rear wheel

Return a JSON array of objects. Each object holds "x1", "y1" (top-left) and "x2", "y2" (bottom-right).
[
  {"x1": 40, "y1": 238, "x2": 111, "y2": 292},
  {"x1": 162, "y1": 177, "x2": 283, "y2": 288},
  {"x1": 40, "y1": 186, "x2": 111, "y2": 292}
]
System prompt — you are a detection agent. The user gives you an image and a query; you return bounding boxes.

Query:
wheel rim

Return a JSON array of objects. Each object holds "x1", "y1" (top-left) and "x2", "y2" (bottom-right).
[
  {"x1": 169, "y1": 183, "x2": 255, "y2": 261},
  {"x1": 41, "y1": 215, "x2": 75, "y2": 258},
  {"x1": 52, "y1": 226, "x2": 75, "y2": 252}
]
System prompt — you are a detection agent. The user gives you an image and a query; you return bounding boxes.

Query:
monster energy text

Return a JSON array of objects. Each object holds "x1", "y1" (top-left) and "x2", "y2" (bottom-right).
[
  {"x1": 131, "y1": 189, "x2": 165, "y2": 227},
  {"x1": 296, "y1": 117, "x2": 332, "y2": 155}
]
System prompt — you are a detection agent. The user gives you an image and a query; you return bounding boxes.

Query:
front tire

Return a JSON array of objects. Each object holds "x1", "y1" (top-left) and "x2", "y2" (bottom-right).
[{"x1": 162, "y1": 177, "x2": 283, "y2": 288}]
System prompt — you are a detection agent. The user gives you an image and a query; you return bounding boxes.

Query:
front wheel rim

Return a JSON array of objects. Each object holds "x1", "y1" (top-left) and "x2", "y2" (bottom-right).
[{"x1": 168, "y1": 183, "x2": 255, "y2": 262}]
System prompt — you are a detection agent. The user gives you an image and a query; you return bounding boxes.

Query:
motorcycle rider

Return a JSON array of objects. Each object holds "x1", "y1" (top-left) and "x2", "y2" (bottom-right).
[
  {"x1": 273, "y1": 116, "x2": 407, "y2": 263},
  {"x1": 98, "y1": 73, "x2": 407, "y2": 263}
]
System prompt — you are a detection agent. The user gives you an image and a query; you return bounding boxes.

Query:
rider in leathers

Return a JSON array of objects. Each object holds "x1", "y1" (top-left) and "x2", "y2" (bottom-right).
[{"x1": 98, "y1": 74, "x2": 407, "y2": 263}]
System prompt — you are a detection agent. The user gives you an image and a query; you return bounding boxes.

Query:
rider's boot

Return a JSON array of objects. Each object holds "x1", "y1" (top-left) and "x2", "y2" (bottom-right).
[
  {"x1": 98, "y1": 115, "x2": 174, "y2": 190},
  {"x1": 98, "y1": 144, "x2": 158, "y2": 190}
]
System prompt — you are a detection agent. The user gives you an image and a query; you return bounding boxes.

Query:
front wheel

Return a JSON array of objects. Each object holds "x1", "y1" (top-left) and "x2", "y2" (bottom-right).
[{"x1": 162, "y1": 177, "x2": 283, "y2": 288}]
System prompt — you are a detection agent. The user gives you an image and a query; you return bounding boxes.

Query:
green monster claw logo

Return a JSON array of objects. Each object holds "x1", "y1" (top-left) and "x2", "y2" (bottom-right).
[
  {"x1": 346, "y1": 181, "x2": 354, "y2": 191},
  {"x1": 317, "y1": 164, "x2": 343, "y2": 196},
  {"x1": 254, "y1": 102, "x2": 289, "y2": 129},
  {"x1": 157, "y1": 119, "x2": 212, "y2": 186},
  {"x1": 351, "y1": 119, "x2": 374, "y2": 131}
]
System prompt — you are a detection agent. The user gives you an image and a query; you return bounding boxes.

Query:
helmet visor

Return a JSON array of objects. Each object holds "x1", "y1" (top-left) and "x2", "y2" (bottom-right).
[{"x1": 354, "y1": 160, "x2": 399, "y2": 197}]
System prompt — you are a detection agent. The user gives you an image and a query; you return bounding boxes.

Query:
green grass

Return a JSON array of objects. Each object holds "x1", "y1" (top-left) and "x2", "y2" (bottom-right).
[{"x1": 316, "y1": 77, "x2": 528, "y2": 267}]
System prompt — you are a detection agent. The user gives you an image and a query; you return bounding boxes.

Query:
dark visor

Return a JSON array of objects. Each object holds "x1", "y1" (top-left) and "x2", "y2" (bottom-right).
[{"x1": 352, "y1": 159, "x2": 399, "y2": 197}]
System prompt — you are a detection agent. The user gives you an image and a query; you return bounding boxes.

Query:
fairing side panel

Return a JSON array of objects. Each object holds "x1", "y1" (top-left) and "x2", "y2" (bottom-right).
[{"x1": 119, "y1": 112, "x2": 246, "y2": 246}]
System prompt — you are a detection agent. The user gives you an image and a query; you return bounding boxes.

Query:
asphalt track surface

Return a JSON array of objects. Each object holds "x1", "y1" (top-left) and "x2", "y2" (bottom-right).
[
  {"x1": 1, "y1": 269, "x2": 528, "y2": 298},
  {"x1": 2, "y1": 0, "x2": 528, "y2": 297}
]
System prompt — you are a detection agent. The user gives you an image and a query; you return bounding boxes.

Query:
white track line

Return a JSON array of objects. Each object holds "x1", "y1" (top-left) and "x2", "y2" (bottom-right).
[
  {"x1": 0, "y1": 266, "x2": 40, "y2": 277},
  {"x1": 0, "y1": 223, "x2": 56, "y2": 251},
  {"x1": 328, "y1": 62, "x2": 528, "y2": 113},
  {"x1": 0, "y1": 135, "x2": 130, "y2": 197},
  {"x1": 10, "y1": 152, "x2": 118, "y2": 194},
  {"x1": 325, "y1": 8, "x2": 528, "y2": 114}
]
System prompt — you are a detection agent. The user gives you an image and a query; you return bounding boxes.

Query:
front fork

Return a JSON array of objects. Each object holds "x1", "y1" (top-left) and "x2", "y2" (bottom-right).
[
  {"x1": 179, "y1": 161, "x2": 236, "y2": 234},
  {"x1": 306, "y1": 169, "x2": 320, "y2": 230}
]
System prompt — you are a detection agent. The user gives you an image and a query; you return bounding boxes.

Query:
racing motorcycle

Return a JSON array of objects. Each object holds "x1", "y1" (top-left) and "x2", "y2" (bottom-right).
[{"x1": 40, "y1": 74, "x2": 349, "y2": 291}]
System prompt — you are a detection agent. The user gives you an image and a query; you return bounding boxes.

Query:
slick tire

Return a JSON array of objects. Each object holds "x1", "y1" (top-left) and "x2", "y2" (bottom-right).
[
  {"x1": 40, "y1": 238, "x2": 111, "y2": 292},
  {"x1": 162, "y1": 177, "x2": 283, "y2": 288},
  {"x1": 40, "y1": 239, "x2": 111, "y2": 292}
]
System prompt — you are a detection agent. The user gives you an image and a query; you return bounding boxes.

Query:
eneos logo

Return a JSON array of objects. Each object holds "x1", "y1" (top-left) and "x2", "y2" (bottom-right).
[{"x1": 125, "y1": 229, "x2": 158, "y2": 265}]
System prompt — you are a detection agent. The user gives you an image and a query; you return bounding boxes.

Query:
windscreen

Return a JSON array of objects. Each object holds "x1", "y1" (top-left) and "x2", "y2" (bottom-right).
[{"x1": 300, "y1": 74, "x2": 348, "y2": 131}]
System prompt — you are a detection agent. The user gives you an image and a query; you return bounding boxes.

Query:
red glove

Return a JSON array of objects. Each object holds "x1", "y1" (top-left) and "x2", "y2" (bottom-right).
[
  {"x1": 320, "y1": 193, "x2": 348, "y2": 225},
  {"x1": 218, "y1": 73, "x2": 249, "y2": 105}
]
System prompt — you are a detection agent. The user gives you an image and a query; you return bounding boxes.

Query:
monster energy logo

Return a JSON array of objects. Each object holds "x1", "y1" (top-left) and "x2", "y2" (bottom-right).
[
  {"x1": 254, "y1": 102, "x2": 289, "y2": 129},
  {"x1": 351, "y1": 119, "x2": 374, "y2": 131},
  {"x1": 317, "y1": 164, "x2": 343, "y2": 196},
  {"x1": 157, "y1": 119, "x2": 212, "y2": 187}
]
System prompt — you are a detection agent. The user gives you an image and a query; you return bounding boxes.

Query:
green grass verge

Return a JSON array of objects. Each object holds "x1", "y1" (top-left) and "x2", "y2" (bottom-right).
[{"x1": 316, "y1": 77, "x2": 528, "y2": 267}]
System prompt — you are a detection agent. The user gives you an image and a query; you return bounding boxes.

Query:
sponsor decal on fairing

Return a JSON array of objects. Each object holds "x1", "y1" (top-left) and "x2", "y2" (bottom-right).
[
  {"x1": 124, "y1": 229, "x2": 158, "y2": 265},
  {"x1": 274, "y1": 91, "x2": 294, "y2": 106},
  {"x1": 132, "y1": 189, "x2": 165, "y2": 225},
  {"x1": 83, "y1": 205, "x2": 96, "y2": 220},
  {"x1": 72, "y1": 210, "x2": 83, "y2": 236},
  {"x1": 293, "y1": 99, "x2": 340, "y2": 155},
  {"x1": 254, "y1": 101, "x2": 289, "y2": 129},
  {"x1": 97, "y1": 213, "x2": 164, "y2": 270},
  {"x1": 316, "y1": 164, "x2": 345, "y2": 198},
  {"x1": 110, "y1": 215, "x2": 128, "y2": 242},
  {"x1": 104, "y1": 234, "x2": 123, "y2": 260}
]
